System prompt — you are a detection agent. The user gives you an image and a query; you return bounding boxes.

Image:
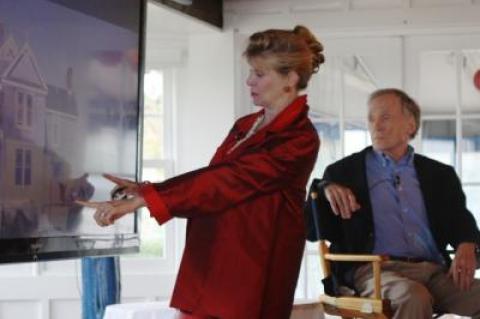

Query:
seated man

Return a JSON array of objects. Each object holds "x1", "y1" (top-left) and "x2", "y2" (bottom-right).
[{"x1": 309, "y1": 88, "x2": 480, "y2": 318}]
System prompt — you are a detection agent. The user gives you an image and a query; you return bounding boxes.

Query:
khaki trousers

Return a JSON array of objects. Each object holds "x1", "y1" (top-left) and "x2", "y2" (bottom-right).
[{"x1": 354, "y1": 261, "x2": 480, "y2": 319}]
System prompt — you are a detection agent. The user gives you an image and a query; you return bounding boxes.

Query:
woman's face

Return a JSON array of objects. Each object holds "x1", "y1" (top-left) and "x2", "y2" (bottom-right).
[{"x1": 246, "y1": 57, "x2": 292, "y2": 109}]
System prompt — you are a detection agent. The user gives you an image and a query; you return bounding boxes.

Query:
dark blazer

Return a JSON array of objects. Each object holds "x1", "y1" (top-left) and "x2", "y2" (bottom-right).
[{"x1": 306, "y1": 146, "x2": 480, "y2": 287}]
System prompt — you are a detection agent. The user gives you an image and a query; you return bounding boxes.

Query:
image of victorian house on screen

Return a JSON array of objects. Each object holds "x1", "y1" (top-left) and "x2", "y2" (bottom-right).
[{"x1": 0, "y1": 0, "x2": 140, "y2": 240}]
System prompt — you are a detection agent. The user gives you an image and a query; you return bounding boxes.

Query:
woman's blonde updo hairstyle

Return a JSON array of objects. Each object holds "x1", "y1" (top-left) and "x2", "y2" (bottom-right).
[{"x1": 244, "y1": 25, "x2": 324, "y2": 90}]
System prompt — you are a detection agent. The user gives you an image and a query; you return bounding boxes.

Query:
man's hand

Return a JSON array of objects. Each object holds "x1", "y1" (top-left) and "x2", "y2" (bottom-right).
[
  {"x1": 449, "y1": 242, "x2": 477, "y2": 291},
  {"x1": 324, "y1": 183, "x2": 361, "y2": 219}
]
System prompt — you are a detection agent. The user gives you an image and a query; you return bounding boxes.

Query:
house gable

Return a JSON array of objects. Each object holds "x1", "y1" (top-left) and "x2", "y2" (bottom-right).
[
  {"x1": 0, "y1": 35, "x2": 19, "y2": 78},
  {"x1": 0, "y1": 35, "x2": 19, "y2": 64},
  {"x1": 3, "y1": 44, "x2": 48, "y2": 93}
]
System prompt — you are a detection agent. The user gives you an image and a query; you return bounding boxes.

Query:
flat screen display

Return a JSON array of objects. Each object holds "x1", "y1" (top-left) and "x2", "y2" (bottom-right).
[{"x1": 0, "y1": 0, "x2": 144, "y2": 262}]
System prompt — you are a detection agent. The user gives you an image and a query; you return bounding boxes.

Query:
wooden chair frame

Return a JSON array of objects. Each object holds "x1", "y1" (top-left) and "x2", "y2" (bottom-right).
[
  {"x1": 318, "y1": 240, "x2": 393, "y2": 319},
  {"x1": 310, "y1": 191, "x2": 459, "y2": 318},
  {"x1": 309, "y1": 191, "x2": 392, "y2": 318}
]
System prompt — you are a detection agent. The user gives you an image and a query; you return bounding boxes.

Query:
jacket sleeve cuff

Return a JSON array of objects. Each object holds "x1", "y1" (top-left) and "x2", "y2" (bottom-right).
[{"x1": 139, "y1": 183, "x2": 172, "y2": 225}]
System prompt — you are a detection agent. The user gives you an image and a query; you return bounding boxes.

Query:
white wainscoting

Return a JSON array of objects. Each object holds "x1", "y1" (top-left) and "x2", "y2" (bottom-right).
[{"x1": 0, "y1": 258, "x2": 177, "y2": 319}]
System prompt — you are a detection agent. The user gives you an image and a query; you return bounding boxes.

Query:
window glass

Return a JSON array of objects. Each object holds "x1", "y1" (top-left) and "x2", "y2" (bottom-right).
[
  {"x1": 462, "y1": 119, "x2": 480, "y2": 183},
  {"x1": 143, "y1": 70, "x2": 164, "y2": 160},
  {"x1": 464, "y1": 185, "x2": 480, "y2": 224},
  {"x1": 27, "y1": 105, "x2": 33, "y2": 127},
  {"x1": 16, "y1": 105, "x2": 24, "y2": 126},
  {"x1": 312, "y1": 121, "x2": 341, "y2": 178},
  {"x1": 15, "y1": 149, "x2": 23, "y2": 185},
  {"x1": 421, "y1": 120, "x2": 456, "y2": 167},
  {"x1": 345, "y1": 120, "x2": 370, "y2": 156},
  {"x1": 24, "y1": 149, "x2": 31, "y2": 185},
  {"x1": 137, "y1": 70, "x2": 166, "y2": 258}
]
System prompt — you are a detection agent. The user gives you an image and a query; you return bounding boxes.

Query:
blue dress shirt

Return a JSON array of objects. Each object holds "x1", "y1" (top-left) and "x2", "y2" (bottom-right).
[{"x1": 366, "y1": 147, "x2": 444, "y2": 263}]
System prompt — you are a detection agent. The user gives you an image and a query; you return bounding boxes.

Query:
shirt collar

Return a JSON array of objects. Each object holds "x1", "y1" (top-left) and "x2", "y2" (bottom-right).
[{"x1": 372, "y1": 145, "x2": 415, "y2": 168}]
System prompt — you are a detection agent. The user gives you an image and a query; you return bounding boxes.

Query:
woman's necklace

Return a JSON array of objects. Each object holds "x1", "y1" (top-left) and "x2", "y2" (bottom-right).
[{"x1": 228, "y1": 114, "x2": 265, "y2": 153}]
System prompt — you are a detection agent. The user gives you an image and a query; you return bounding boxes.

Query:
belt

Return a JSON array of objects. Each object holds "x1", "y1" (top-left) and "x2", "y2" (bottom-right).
[{"x1": 388, "y1": 255, "x2": 428, "y2": 263}]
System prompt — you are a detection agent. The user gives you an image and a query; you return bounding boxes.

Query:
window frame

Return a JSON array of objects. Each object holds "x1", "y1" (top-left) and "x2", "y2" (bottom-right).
[
  {"x1": 120, "y1": 68, "x2": 180, "y2": 275},
  {"x1": 0, "y1": 91, "x2": 4, "y2": 125},
  {"x1": 15, "y1": 91, "x2": 33, "y2": 129},
  {"x1": 14, "y1": 147, "x2": 32, "y2": 187}
]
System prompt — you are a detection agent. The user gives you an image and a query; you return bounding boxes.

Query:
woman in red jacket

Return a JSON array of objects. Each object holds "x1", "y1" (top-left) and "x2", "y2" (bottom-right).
[{"x1": 78, "y1": 25, "x2": 324, "y2": 319}]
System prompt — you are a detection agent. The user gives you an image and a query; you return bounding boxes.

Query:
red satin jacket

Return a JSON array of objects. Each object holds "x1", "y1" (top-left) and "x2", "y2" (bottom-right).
[{"x1": 139, "y1": 95, "x2": 320, "y2": 319}]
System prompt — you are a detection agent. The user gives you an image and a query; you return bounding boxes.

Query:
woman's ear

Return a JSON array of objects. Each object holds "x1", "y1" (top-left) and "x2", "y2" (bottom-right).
[{"x1": 287, "y1": 71, "x2": 300, "y2": 89}]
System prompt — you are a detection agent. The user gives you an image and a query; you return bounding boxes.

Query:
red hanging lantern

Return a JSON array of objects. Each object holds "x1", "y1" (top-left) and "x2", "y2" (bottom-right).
[{"x1": 474, "y1": 69, "x2": 480, "y2": 91}]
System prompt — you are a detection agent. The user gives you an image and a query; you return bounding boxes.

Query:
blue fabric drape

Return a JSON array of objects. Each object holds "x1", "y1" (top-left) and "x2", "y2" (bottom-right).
[{"x1": 82, "y1": 256, "x2": 121, "y2": 319}]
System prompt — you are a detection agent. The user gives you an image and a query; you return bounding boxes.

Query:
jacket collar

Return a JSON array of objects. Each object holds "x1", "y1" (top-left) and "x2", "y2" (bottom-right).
[
  {"x1": 264, "y1": 95, "x2": 308, "y2": 134},
  {"x1": 225, "y1": 95, "x2": 309, "y2": 159},
  {"x1": 236, "y1": 95, "x2": 308, "y2": 136}
]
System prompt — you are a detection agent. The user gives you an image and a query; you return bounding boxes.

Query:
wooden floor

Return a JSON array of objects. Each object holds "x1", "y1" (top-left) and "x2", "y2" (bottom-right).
[
  {"x1": 291, "y1": 299, "x2": 324, "y2": 318},
  {"x1": 323, "y1": 313, "x2": 470, "y2": 318}
]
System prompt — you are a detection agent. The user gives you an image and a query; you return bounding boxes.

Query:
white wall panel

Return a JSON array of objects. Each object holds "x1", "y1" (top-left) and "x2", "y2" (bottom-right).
[
  {"x1": 289, "y1": 0, "x2": 345, "y2": 13},
  {"x1": 0, "y1": 301, "x2": 41, "y2": 319},
  {"x1": 351, "y1": 0, "x2": 404, "y2": 10},
  {"x1": 225, "y1": 0, "x2": 480, "y2": 35},
  {"x1": 175, "y1": 31, "x2": 236, "y2": 174},
  {"x1": 40, "y1": 260, "x2": 78, "y2": 276},
  {"x1": 0, "y1": 263, "x2": 36, "y2": 277},
  {"x1": 412, "y1": 0, "x2": 472, "y2": 7},
  {"x1": 50, "y1": 300, "x2": 81, "y2": 319}
]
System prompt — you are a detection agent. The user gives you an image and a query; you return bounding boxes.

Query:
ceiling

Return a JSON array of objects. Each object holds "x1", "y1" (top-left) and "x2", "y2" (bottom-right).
[
  {"x1": 145, "y1": 1, "x2": 221, "y2": 69},
  {"x1": 146, "y1": 1, "x2": 218, "y2": 36},
  {"x1": 146, "y1": 0, "x2": 480, "y2": 116}
]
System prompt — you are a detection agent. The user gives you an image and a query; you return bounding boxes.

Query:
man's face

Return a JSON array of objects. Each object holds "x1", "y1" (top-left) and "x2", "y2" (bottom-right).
[{"x1": 368, "y1": 93, "x2": 416, "y2": 158}]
